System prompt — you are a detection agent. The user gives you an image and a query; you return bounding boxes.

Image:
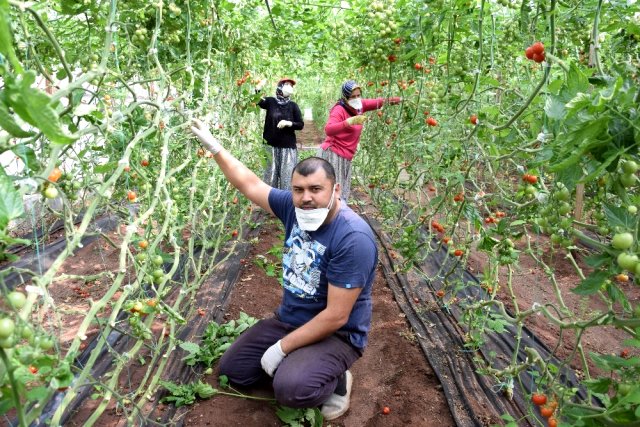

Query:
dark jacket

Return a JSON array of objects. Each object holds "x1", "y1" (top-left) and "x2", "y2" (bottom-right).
[{"x1": 258, "y1": 97, "x2": 304, "y2": 148}]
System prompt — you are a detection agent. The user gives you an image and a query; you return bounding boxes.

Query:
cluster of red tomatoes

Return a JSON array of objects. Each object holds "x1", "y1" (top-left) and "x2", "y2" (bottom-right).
[{"x1": 525, "y1": 42, "x2": 546, "y2": 63}]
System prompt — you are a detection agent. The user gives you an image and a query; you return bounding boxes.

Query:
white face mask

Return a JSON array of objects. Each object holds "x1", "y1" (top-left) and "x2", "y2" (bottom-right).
[
  {"x1": 294, "y1": 185, "x2": 337, "y2": 231},
  {"x1": 347, "y1": 97, "x2": 362, "y2": 112},
  {"x1": 281, "y1": 84, "x2": 294, "y2": 97}
]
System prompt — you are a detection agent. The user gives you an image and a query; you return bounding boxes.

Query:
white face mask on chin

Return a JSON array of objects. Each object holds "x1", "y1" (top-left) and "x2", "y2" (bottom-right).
[
  {"x1": 295, "y1": 185, "x2": 337, "y2": 231},
  {"x1": 347, "y1": 98, "x2": 362, "y2": 112},
  {"x1": 282, "y1": 85, "x2": 294, "y2": 97}
]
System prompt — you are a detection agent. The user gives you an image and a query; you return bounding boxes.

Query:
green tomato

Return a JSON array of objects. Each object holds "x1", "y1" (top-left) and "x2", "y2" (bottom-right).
[
  {"x1": 39, "y1": 337, "x2": 54, "y2": 351},
  {"x1": 152, "y1": 269, "x2": 164, "y2": 280},
  {"x1": 634, "y1": 304, "x2": 640, "y2": 317},
  {"x1": 0, "y1": 336, "x2": 16, "y2": 349},
  {"x1": 152, "y1": 255, "x2": 164, "y2": 266},
  {"x1": 558, "y1": 202, "x2": 572, "y2": 216},
  {"x1": 622, "y1": 160, "x2": 639, "y2": 174},
  {"x1": 43, "y1": 186, "x2": 59, "y2": 199},
  {"x1": 620, "y1": 173, "x2": 637, "y2": 188},
  {"x1": 524, "y1": 185, "x2": 537, "y2": 195},
  {"x1": 612, "y1": 232, "x2": 634, "y2": 250},
  {"x1": 560, "y1": 218, "x2": 573, "y2": 229},
  {"x1": 629, "y1": 205, "x2": 638, "y2": 214},
  {"x1": 7, "y1": 291, "x2": 27, "y2": 309},
  {"x1": 18, "y1": 348, "x2": 35, "y2": 364},
  {"x1": 135, "y1": 253, "x2": 147, "y2": 263},
  {"x1": 617, "y1": 252, "x2": 639, "y2": 271},
  {"x1": 21, "y1": 326, "x2": 34, "y2": 340},
  {"x1": 554, "y1": 187, "x2": 571, "y2": 202},
  {"x1": 618, "y1": 383, "x2": 633, "y2": 396},
  {"x1": 0, "y1": 318, "x2": 15, "y2": 339}
]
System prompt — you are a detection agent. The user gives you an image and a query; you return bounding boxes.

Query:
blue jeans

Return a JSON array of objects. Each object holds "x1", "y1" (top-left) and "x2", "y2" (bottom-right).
[{"x1": 218, "y1": 317, "x2": 362, "y2": 408}]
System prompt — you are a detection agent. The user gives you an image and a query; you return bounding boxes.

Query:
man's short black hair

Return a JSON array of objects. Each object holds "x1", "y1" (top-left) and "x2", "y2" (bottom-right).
[{"x1": 292, "y1": 157, "x2": 336, "y2": 184}]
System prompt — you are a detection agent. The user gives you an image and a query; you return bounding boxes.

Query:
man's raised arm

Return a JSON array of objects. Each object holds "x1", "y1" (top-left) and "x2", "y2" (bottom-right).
[{"x1": 191, "y1": 119, "x2": 273, "y2": 215}]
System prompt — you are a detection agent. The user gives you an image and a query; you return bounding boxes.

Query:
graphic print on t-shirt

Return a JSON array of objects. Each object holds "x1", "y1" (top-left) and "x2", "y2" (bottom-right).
[{"x1": 282, "y1": 224, "x2": 326, "y2": 298}]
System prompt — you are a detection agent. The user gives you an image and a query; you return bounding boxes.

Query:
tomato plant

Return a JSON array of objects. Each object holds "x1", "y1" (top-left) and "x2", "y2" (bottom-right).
[{"x1": 0, "y1": 0, "x2": 638, "y2": 424}]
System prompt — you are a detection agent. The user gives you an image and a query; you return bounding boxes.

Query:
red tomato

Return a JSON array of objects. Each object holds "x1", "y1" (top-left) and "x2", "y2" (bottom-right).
[
  {"x1": 382, "y1": 406, "x2": 391, "y2": 415},
  {"x1": 231, "y1": 230, "x2": 238, "y2": 238},
  {"x1": 29, "y1": 365, "x2": 38, "y2": 374},
  {"x1": 548, "y1": 418, "x2": 558, "y2": 427},
  {"x1": 532, "y1": 393, "x2": 547, "y2": 406},
  {"x1": 141, "y1": 159, "x2": 150, "y2": 167},
  {"x1": 470, "y1": 114, "x2": 478, "y2": 125},
  {"x1": 388, "y1": 54, "x2": 397, "y2": 62},
  {"x1": 48, "y1": 167, "x2": 62, "y2": 183},
  {"x1": 138, "y1": 240, "x2": 149, "y2": 249},
  {"x1": 454, "y1": 249, "x2": 464, "y2": 257},
  {"x1": 127, "y1": 190, "x2": 137, "y2": 202},
  {"x1": 436, "y1": 290, "x2": 445, "y2": 298},
  {"x1": 531, "y1": 41, "x2": 545, "y2": 55},
  {"x1": 426, "y1": 117, "x2": 438, "y2": 126},
  {"x1": 525, "y1": 46, "x2": 534, "y2": 60},
  {"x1": 532, "y1": 52, "x2": 546, "y2": 63},
  {"x1": 414, "y1": 63, "x2": 423, "y2": 70},
  {"x1": 540, "y1": 406, "x2": 554, "y2": 418}
]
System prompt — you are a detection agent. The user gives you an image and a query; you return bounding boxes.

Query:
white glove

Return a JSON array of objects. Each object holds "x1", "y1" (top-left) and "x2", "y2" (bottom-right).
[
  {"x1": 261, "y1": 340, "x2": 286, "y2": 377},
  {"x1": 277, "y1": 120, "x2": 293, "y2": 129},
  {"x1": 256, "y1": 79, "x2": 267, "y2": 91},
  {"x1": 191, "y1": 119, "x2": 222, "y2": 155},
  {"x1": 346, "y1": 115, "x2": 367, "y2": 126}
]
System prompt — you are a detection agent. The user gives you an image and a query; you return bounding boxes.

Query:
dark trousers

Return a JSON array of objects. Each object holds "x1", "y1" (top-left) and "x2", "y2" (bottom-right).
[{"x1": 218, "y1": 317, "x2": 361, "y2": 408}]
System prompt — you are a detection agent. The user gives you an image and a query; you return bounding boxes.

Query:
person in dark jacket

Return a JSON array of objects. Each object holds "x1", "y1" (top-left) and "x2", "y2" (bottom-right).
[{"x1": 258, "y1": 78, "x2": 304, "y2": 190}]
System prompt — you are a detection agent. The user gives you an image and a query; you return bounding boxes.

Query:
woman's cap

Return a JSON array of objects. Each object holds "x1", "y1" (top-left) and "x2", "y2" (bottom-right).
[
  {"x1": 342, "y1": 80, "x2": 361, "y2": 98},
  {"x1": 278, "y1": 78, "x2": 296, "y2": 86}
]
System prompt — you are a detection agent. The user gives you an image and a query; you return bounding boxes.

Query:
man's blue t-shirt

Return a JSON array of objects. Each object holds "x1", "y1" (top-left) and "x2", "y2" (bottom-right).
[{"x1": 268, "y1": 189, "x2": 378, "y2": 349}]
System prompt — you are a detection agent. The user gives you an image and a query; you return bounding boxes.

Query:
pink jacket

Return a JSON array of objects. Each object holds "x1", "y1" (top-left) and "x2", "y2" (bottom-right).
[{"x1": 321, "y1": 97, "x2": 401, "y2": 161}]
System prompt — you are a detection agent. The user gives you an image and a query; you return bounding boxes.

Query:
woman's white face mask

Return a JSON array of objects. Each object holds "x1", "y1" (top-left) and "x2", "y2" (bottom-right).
[
  {"x1": 294, "y1": 185, "x2": 337, "y2": 231},
  {"x1": 281, "y1": 84, "x2": 294, "y2": 97},
  {"x1": 347, "y1": 97, "x2": 362, "y2": 111}
]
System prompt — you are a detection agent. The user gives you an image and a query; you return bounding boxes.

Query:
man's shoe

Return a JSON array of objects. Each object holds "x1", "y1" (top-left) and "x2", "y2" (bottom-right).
[{"x1": 320, "y1": 370, "x2": 353, "y2": 420}]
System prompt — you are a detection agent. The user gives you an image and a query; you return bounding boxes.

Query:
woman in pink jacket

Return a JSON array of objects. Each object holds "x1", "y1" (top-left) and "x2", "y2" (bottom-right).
[{"x1": 317, "y1": 80, "x2": 401, "y2": 202}]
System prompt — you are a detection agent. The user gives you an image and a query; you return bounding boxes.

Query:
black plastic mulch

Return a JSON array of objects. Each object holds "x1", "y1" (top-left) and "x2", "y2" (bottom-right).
[
  {"x1": 6, "y1": 196, "x2": 596, "y2": 426},
  {"x1": 357, "y1": 202, "x2": 597, "y2": 427},
  {"x1": 12, "y1": 212, "x2": 266, "y2": 426}
]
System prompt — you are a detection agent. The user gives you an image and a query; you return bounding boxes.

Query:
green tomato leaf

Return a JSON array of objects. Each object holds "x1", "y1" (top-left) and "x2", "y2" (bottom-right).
[
  {"x1": 11, "y1": 143, "x2": 39, "y2": 170},
  {"x1": 605, "y1": 282, "x2": 630, "y2": 311},
  {"x1": 20, "y1": 86, "x2": 77, "y2": 145},
  {"x1": 0, "y1": 0, "x2": 22, "y2": 72},
  {"x1": 0, "y1": 169, "x2": 24, "y2": 230},
  {"x1": 0, "y1": 99, "x2": 34, "y2": 138},
  {"x1": 544, "y1": 96, "x2": 565, "y2": 120},
  {"x1": 583, "y1": 253, "x2": 610, "y2": 268},
  {"x1": 26, "y1": 386, "x2": 49, "y2": 401},
  {"x1": 0, "y1": 385, "x2": 15, "y2": 415},
  {"x1": 571, "y1": 270, "x2": 608, "y2": 295},
  {"x1": 583, "y1": 378, "x2": 611, "y2": 394},
  {"x1": 603, "y1": 203, "x2": 634, "y2": 230}
]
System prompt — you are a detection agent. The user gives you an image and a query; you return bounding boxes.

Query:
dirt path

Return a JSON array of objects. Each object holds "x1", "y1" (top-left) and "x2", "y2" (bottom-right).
[{"x1": 182, "y1": 122, "x2": 456, "y2": 426}]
